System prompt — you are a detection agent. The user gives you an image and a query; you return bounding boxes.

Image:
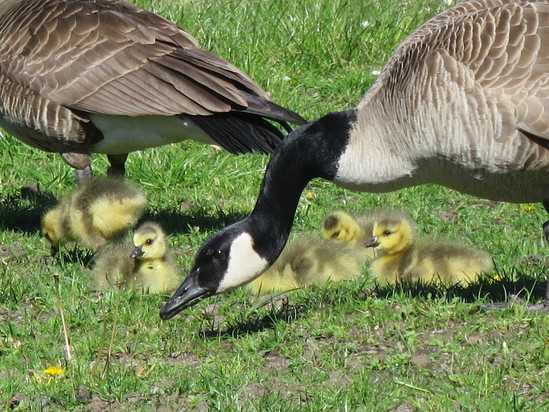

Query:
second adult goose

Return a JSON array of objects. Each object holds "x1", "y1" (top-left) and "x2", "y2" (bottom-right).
[
  {"x1": 161, "y1": 0, "x2": 549, "y2": 319},
  {"x1": 0, "y1": 0, "x2": 306, "y2": 180}
]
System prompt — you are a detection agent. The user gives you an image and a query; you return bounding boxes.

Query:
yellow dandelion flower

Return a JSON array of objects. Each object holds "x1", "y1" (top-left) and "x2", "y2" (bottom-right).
[
  {"x1": 305, "y1": 191, "x2": 314, "y2": 199},
  {"x1": 44, "y1": 366, "x2": 64, "y2": 376},
  {"x1": 489, "y1": 274, "x2": 504, "y2": 284},
  {"x1": 523, "y1": 205, "x2": 535, "y2": 212}
]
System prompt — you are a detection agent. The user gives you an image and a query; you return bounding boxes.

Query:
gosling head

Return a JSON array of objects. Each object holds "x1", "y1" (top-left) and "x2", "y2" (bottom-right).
[
  {"x1": 322, "y1": 210, "x2": 361, "y2": 245},
  {"x1": 364, "y1": 212, "x2": 416, "y2": 255},
  {"x1": 130, "y1": 222, "x2": 167, "y2": 260},
  {"x1": 41, "y1": 208, "x2": 63, "y2": 255}
]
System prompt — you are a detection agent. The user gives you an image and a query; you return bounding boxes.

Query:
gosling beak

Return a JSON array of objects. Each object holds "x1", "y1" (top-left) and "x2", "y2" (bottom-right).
[
  {"x1": 50, "y1": 245, "x2": 59, "y2": 257},
  {"x1": 364, "y1": 236, "x2": 380, "y2": 248},
  {"x1": 159, "y1": 270, "x2": 214, "y2": 320},
  {"x1": 130, "y1": 246, "x2": 143, "y2": 259}
]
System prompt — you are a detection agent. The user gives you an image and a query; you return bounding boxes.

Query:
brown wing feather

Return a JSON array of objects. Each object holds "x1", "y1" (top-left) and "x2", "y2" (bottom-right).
[
  {"x1": 0, "y1": 0, "x2": 272, "y2": 117},
  {"x1": 375, "y1": 0, "x2": 549, "y2": 144}
]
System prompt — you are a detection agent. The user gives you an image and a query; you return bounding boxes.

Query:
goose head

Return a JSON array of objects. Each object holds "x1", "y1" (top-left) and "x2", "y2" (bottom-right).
[
  {"x1": 160, "y1": 112, "x2": 354, "y2": 320},
  {"x1": 160, "y1": 219, "x2": 272, "y2": 319},
  {"x1": 364, "y1": 213, "x2": 416, "y2": 255},
  {"x1": 131, "y1": 223, "x2": 168, "y2": 260}
]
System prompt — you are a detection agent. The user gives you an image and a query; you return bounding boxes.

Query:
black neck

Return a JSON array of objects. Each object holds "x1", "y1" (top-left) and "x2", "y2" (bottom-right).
[{"x1": 248, "y1": 110, "x2": 355, "y2": 261}]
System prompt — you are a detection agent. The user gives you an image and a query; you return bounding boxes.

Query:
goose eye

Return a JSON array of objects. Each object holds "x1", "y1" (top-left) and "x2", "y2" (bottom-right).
[
  {"x1": 331, "y1": 230, "x2": 340, "y2": 239},
  {"x1": 213, "y1": 249, "x2": 227, "y2": 260},
  {"x1": 145, "y1": 238, "x2": 153, "y2": 245},
  {"x1": 383, "y1": 230, "x2": 391, "y2": 236}
]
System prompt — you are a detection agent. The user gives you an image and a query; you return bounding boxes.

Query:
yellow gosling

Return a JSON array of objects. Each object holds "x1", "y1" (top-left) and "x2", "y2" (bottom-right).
[
  {"x1": 322, "y1": 210, "x2": 384, "y2": 260},
  {"x1": 248, "y1": 237, "x2": 367, "y2": 295},
  {"x1": 92, "y1": 222, "x2": 180, "y2": 294},
  {"x1": 41, "y1": 177, "x2": 146, "y2": 253},
  {"x1": 365, "y1": 210, "x2": 493, "y2": 286},
  {"x1": 92, "y1": 239, "x2": 135, "y2": 290}
]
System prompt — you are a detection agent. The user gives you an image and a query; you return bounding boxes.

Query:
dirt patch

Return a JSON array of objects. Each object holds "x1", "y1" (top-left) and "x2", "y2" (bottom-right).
[{"x1": 264, "y1": 349, "x2": 290, "y2": 371}]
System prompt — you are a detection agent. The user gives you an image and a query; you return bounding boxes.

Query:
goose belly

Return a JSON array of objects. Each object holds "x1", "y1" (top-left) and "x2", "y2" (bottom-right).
[
  {"x1": 334, "y1": 145, "x2": 549, "y2": 203},
  {"x1": 425, "y1": 160, "x2": 549, "y2": 204},
  {"x1": 89, "y1": 114, "x2": 215, "y2": 154},
  {"x1": 422, "y1": 131, "x2": 549, "y2": 203},
  {"x1": 337, "y1": 157, "x2": 549, "y2": 204}
]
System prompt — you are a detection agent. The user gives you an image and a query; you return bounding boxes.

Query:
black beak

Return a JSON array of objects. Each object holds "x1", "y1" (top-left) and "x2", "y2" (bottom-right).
[
  {"x1": 364, "y1": 236, "x2": 380, "y2": 248},
  {"x1": 159, "y1": 270, "x2": 215, "y2": 320},
  {"x1": 50, "y1": 245, "x2": 59, "y2": 257},
  {"x1": 130, "y1": 246, "x2": 143, "y2": 259}
]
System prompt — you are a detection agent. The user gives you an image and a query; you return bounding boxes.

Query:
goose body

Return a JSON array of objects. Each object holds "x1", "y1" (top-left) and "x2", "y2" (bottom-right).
[
  {"x1": 364, "y1": 210, "x2": 493, "y2": 286},
  {"x1": 0, "y1": 0, "x2": 306, "y2": 179},
  {"x1": 161, "y1": 0, "x2": 549, "y2": 319},
  {"x1": 247, "y1": 237, "x2": 367, "y2": 294},
  {"x1": 41, "y1": 177, "x2": 146, "y2": 253},
  {"x1": 92, "y1": 222, "x2": 180, "y2": 294}
]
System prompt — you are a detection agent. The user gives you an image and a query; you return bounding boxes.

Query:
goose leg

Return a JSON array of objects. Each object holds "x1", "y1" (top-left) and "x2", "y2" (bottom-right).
[
  {"x1": 107, "y1": 154, "x2": 128, "y2": 177},
  {"x1": 61, "y1": 152, "x2": 93, "y2": 182},
  {"x1": 74, "y1": 167, "x2": 93, "y2": 182}
]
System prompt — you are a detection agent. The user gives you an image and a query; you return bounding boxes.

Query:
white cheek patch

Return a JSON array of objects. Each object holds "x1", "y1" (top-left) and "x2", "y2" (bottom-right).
[{"x1": 217, "y1": 232, "x2": 268, "y2": 293}]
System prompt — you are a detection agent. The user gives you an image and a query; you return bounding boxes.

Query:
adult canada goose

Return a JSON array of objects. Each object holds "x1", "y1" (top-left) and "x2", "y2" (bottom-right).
[
  {"x1": 0, "y1": 0, "x2": 306, "y2": 180},
  {"x1": 93, "y1": 222, "x2": 180, "y2": 294},
  {"x1": 41, "y1": 177, "x2": 146, "y2": 254},
  {"x1": 364, "y1": 210, "x2": 493, "y2": 286},
  {"x1": 160, "y1": 0, "x2": 549, "y2": 319},
  {"x1": 322, "y1": 210, "x2": 379, "y2": 260},
  {"x1": 247, "y1": 237, "x2": 367, "y2": 294}
]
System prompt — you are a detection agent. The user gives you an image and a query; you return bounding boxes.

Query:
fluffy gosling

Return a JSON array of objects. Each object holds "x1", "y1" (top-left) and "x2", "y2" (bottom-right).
[
  {"x1": 248, "y1": 237, "x2": 367, "y2": 295},
  {"x1": 364, "y1": 210, "x2": 493, "y2": 286},
  {"x1": 92, "y1": 222, "x2": 180, "y2": 294},
  {"x1": 41, "y1": 177, "x2": 146, "y2": 254},
  {"x1": 322, "y1": 210, "x2": 384, "y2": 260}
]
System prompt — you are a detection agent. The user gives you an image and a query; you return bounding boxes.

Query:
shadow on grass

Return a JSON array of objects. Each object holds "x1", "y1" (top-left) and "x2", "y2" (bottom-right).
[
  {"x1": 200, "y1": 298, "x2": 307, "y2": 339},
  {"x1": 53, "y1": 247, "x2": 97, "y2": 268},
  {"x1": 196, "y1": 272, "x2": 547, "y2": 338},
  {"x1": 141, "y1": 208, "x2": 245, "y2": 236},
  {"x1": 0, "y1": 186, "x2": 57, "y2": 234},
  {"x1": 372, "y1": 271, "x2": 548, "y2": 305}
]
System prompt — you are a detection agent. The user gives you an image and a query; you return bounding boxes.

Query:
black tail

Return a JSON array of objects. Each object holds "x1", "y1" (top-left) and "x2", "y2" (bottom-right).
[{"x1": 192, "y1": 113, "x2": 289, "y2": 154}]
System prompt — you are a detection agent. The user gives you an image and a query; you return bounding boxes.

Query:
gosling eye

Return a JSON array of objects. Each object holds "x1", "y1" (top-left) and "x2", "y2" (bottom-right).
[
  {"x1": 145, "y1": 238, "x2": 153, "y2": 245},
  {"x1": 330, "y1": 230, "x2": 340, "y2": 239},
  {"x1": 383, "y1": 230, "x2": 391, "y2": 236}
]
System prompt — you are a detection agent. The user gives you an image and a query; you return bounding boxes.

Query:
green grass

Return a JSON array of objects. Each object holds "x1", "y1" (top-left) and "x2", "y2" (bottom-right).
[{"x1": 0, "y1": 0, "x2": 548, "y2": 410}]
